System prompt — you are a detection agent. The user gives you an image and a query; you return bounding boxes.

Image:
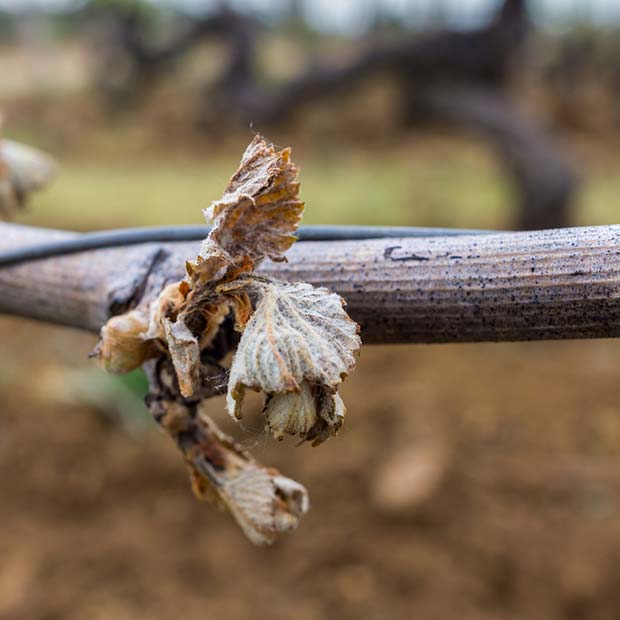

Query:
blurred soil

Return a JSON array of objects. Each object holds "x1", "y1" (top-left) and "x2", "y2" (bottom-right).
[{"x1": 2, "y1": 316, "x2": 620, "y2": 620}]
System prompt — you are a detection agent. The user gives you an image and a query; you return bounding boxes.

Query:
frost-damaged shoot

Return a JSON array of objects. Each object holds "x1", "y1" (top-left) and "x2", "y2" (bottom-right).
[{"x1": 95, "y1": 135, "x2": 361, "y2": 545}]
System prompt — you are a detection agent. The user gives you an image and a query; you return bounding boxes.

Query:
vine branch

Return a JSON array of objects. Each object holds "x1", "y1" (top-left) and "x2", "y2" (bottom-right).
[{"x1": 2, "y1": 222, "x2": 620, "y2": 344}]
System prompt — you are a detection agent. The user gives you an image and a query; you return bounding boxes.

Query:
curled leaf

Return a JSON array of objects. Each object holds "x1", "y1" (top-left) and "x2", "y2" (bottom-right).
[
  {"x1": 163, "y1": 318, "x2": 200, "y2": 398},
  {"x1": 226, "y1": 278, "x2": 360, "y2": 444},
  {"x1": 182, "y1": 408, "x2": 309, "y2": 546},
  {"x1": 145, "y1": 282, "x2": 188, "y2": 341},
  {"x1": 194, "y1": 134, "x2": 303, "y2": 274},
  {"x1": 264, "y1": 381, "x2": 346, "y2": 446},
  {"x1": 95, "y1": 310, "x2": 155, "y2": 374},
  {"x1": 195, "y1": 464, "x2": 309, "y2": 546},
  {"x1": 185, "y1": 240, "x2": 231, "y2": 288}
]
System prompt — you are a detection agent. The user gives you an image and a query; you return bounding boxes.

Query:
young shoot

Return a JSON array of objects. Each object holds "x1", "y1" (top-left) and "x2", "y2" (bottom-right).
[{"x1": 95, "y1": 135, "x2": 361, "y2": 545}]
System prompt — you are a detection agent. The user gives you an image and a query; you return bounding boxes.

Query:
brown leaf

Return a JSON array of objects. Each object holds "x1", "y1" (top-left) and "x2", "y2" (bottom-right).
[
  {"x1": 145, "y1": 282, "x2": 188, "y2": 341},
  {"x1": 264, "y1": 382, "x2": 346, "y2": 446},
  {"x1": 195, "y1": 135, "x2": 303, "y2": 272},
  {"x1": 185, "y1": 240, "x2": 231, "y2": 288},
  {"x1": 95, "y1": 310, "x2": 156, "y2": 374},
  {"x1": 163, "y1": 318, "x2": 201, "y2": 398}
]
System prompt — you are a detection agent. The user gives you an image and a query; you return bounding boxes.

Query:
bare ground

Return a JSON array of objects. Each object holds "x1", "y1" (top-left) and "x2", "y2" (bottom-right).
[{"x1": 2, "y1": 316, "x2": 620, "y2": 620}]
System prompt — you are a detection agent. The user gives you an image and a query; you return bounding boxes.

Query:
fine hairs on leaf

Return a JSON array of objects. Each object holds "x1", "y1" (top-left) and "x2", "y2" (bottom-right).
[
  {"x1": 224, "y1": 277, "x2": 359, "y2": 446},
  {"x1": 95, "y1": 134, "x2": 361, "y2": 545}
]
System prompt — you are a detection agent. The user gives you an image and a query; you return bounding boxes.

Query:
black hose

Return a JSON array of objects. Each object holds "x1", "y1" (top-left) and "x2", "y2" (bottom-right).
[{"x1": 0, "y1": 224, "x2": 494, "y2": 267}]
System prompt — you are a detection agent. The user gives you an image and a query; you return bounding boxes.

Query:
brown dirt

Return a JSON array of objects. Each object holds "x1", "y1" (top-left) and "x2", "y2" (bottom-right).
[{"x1": 2, "y1": 316, "x2": 620, "y2": 620}]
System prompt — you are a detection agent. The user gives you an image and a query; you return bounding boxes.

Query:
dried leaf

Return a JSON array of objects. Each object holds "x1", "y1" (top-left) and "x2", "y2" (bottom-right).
[
  {"x1": 185, "y1": 409, "x2": 309, "y2": 546},
  {"x1": 145, "y1": 282, "x2": 188, "y2": 341},
  {"x1": 226, "y1": 278, "x2": 360, "y2": 443},
  {"x1": 264, "y1": 381, "x2": 346, "y2": 445},
  {"x1": 0, "y1": 136, "x2": 55, "y2": 215},
  {"x1": 309, "y1": 386, "x2": 347, "y2": 445},
  {"x1": 197, "y1": 298, "x2": 233, "y2": 349},
  {"x1": 95, "y1": 310, "x2": 155, "y2": 374},
  {"x1": 163, "y1": 318, "x2": 201, "y2": 398},
  {"x1": 226, "y1": 289, "x2": 253, "y2": 332},
  {"x1": 263, "y1": 381, "x2": 317, "y2": 440},
  {"x1": 185, "y1": 240, "x2": 231, "y2": 288},
  {"x1": 198, "y1": 135, "x2": 303, "y2": 268}
]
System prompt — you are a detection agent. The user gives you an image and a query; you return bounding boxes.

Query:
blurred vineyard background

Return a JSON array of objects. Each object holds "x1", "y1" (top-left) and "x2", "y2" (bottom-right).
[{"x1": 3, "y1": 1, "x2": 620, "y2": 619}]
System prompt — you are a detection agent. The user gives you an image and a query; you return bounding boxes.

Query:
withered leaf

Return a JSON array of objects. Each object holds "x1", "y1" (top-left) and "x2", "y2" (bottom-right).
[
  {"x1": 263, "y1": 381, "x2": 317, "y2": 440},
  {"x1": 185, "y1": 239, "x2": 231, "y2": 288},
  {"x1": 226, "y1": 278, "x2": 360, "y2": 443},
  {"x1": 145, "y1": 282, "x2": 188, "y2": 341},
  {"x1": 263, "y1": 381, "x2": 346, "y2": 446},
  {"x1": 186, "y1": 409, "x2": 309, "y2": 546},
  {"x1": 95, "y1": 310, "x2": 156, "y2": 374},
  {"x1": 163, "y1": 318, "x2": 201, "y2": 398},
  {"x1": 199, "y1": 135, "x2": 303, "y2": 267}
]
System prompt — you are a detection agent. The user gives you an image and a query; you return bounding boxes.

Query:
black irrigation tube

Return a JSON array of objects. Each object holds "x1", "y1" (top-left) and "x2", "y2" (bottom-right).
[{"x1": 0, "y1": 224, "x2": 495, "y2": 268}]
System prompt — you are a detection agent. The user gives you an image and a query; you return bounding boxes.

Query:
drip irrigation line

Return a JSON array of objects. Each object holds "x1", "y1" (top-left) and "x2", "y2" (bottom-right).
[{"x1": 0, "y1": 224, "x2": 495, "y2": 267}]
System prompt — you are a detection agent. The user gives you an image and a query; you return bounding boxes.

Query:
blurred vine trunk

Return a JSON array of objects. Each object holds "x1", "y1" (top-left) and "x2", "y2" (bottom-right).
[
  {"x1": 236, "y1": 0, "x2": 576, "y2": 231},
  {"x1": 91, "y1": 5, "x2": 258, "y2": 111},
  {"x1": 89, "y1": 0, "x2": 578, "y2": 230},
  {"x1": 413, "y1": 87, "x2": 578, "y2": 231}
]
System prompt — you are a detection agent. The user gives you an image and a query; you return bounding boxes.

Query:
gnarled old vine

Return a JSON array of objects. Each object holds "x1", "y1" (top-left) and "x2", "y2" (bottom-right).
[{"x1": 93, "y1": 135, "x2": 361, "y2": 545}]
